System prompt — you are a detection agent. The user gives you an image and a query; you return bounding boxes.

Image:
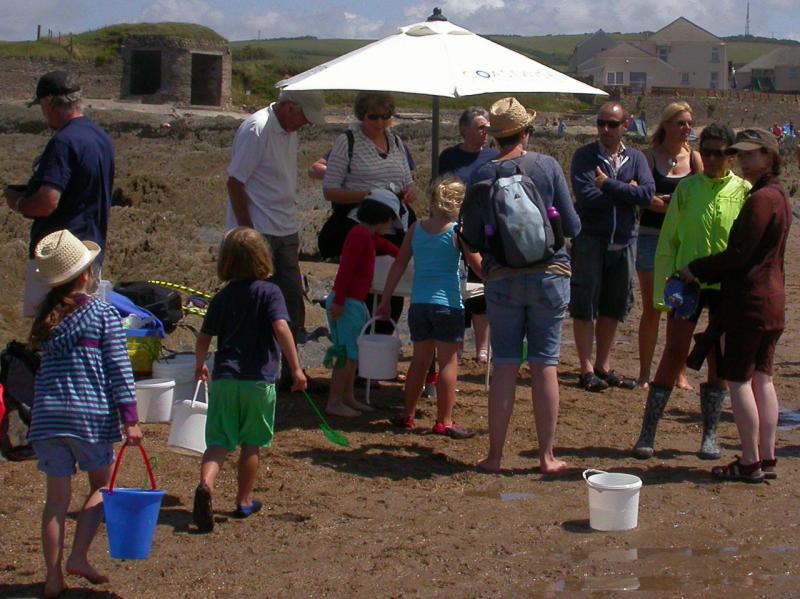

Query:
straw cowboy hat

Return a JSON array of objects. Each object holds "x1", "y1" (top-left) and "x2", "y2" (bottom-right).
[
  {"x1": 34, "y1": 229, "x2": 101, "y2": 287},
  {"x1": 487, "y1": 97, "x2": 537, "y2": 137}
]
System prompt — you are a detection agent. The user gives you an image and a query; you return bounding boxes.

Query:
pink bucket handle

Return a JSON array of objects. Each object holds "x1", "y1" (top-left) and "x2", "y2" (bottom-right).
[{"x1": 108, "y1": 441, "x2": 158, "y2": 493}]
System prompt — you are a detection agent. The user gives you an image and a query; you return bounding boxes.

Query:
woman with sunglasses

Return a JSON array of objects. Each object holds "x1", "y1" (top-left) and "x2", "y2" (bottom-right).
[
  {"x1": 679, "y1": 129, "x2": 790, "y2": 483},
  {"x1": 636, "y1": 102, "x2": 702, "y2": 391},
  {"x1": 322, "y1": 91, "x2": 419, "y2": 338},
  {"x1": 633, "y1": 123, "x2": 749, "y2": 460}
]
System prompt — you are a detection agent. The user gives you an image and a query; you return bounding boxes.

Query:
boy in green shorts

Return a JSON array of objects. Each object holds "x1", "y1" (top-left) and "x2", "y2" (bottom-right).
[{"x1": 193, "y1": 227, "x2": 307, "y2": 533}]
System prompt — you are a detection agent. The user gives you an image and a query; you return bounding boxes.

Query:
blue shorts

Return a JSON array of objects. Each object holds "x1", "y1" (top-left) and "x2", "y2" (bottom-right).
[
  {"x1": 408, "y1": 303, "x2": 465, "y2": 343},
  {"x1": 325, "y1": 293, "x2": 369, "y2": 361},
  {"x1": 32, "y1": 437, "x2": 114, "y2": 478},
  {"x1": 635, "y1": 234, "x2": 659, "y2": 273},
  {"x1": 486, "y1": 272, "x2": 569, "y2": 366}
]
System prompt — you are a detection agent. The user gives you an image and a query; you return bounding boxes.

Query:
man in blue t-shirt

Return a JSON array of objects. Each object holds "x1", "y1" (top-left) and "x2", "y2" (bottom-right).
[{"x1": 4, "y1": 71, "x2": 115, "y2": 317}]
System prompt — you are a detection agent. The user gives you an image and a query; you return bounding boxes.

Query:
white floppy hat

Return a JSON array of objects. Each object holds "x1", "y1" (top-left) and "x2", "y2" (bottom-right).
[{"x1": 34, "y1": 230, "x2": 101, "y2": 287}]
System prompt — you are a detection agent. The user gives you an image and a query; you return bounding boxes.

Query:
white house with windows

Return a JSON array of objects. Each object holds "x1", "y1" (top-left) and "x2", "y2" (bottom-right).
[
  {"x1": 574, "y1": 17, "x2": 728, "y2": 92},
  {"x1": 735, "y1": 46, "x2": 800, "y2": 92}
]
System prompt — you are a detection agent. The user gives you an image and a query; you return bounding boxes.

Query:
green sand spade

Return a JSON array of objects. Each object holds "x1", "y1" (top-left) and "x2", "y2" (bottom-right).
[{"x1": 301, "y1": 391, "x2": 350, "y2": 447}]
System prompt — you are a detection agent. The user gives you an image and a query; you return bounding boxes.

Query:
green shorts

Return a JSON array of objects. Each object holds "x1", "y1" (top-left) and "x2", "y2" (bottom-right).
[{"x1": 206, "y1": 379, "x2": 277, "y2": 451}]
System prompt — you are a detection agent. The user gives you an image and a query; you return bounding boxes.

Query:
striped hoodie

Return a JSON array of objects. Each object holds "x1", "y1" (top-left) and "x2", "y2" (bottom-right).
[{"x1": 28, "y1": 297, "x2": 138, "y2": 444}]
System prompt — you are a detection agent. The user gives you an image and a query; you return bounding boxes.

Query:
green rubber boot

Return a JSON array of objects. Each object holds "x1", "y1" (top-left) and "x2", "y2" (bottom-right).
[
  {"x1": 699, "y1": 383, "x2": 726, "y2": 460},
  {"x1": 632, "y1": 384, "x2": 672, "y2": 459}
]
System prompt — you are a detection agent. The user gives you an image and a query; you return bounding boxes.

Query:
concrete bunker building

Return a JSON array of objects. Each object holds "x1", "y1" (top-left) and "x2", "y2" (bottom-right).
[{"x1": 121, "y1": 34, "x2": 232, "y2": 107}]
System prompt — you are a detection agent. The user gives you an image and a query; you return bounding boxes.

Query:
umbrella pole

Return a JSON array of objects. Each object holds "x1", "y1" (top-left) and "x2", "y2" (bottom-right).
[{"x1": 430, "y1": 96, "x2": 440, "y2": 181}]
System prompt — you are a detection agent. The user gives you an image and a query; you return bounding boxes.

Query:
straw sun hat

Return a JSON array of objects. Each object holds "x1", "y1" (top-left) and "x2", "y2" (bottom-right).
[
  {"x1": 34, "y1": 229, "x2": 101, "y2": 287},
  {"x1": 487, "y1": 97, "x2": 537, "y2": 138}
]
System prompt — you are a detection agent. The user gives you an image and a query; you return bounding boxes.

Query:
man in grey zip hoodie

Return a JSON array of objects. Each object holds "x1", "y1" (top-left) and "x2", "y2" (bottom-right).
[{"x1": 569, "y1": 102, "x2": 655, "y2": 392}]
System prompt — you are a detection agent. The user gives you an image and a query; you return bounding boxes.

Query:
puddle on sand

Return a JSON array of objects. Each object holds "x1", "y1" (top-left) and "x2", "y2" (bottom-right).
[
  {"x1": 551, "y1": 575, "x2": 675, "y2": 592},
  {"x1": 575, "y1": 545, "x2": 741, "y2": 563},
  {"x1": 778, "y1": 409, "x2": 800, "y2": 431},
  {"x1": 464, "y1": 487, "x2": 534, "y2": 502}
]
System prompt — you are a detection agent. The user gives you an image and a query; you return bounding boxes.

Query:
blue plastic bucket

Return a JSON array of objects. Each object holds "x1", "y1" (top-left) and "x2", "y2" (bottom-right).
[
  {"x1": 101, "y1": 488, "x2": 165, "y2": 559},
  {"x1": 102, "y1": 442, "x2": 164, "y2": 560}
]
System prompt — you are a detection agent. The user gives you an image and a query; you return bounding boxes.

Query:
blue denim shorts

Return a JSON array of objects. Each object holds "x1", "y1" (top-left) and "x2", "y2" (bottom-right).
[
  {"x1": 325, "y1": 293, "x2": 369, "y2": 361},
  {"x1": 32, "y1": 437, "x2": 114, "y2": 478},
  {"x1": 408, "y1": 303, "x2": 465, "y2": 343},
  {"x1": 635, "y1": 233, "x2": 659, "y2": 273},
  {"x1": 485, "y1": 272, "x2": 569, "y2": 365}
]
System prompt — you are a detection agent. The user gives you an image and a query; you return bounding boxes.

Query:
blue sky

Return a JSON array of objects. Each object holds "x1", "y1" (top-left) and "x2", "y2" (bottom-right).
[{"x1": 1, "y1": 0, "x2": 798, "y2": 42}]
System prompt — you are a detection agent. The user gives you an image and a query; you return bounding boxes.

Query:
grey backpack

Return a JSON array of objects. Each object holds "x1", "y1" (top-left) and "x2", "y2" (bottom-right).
[{"x1": 458, "y1": 157, "x2": 555, "y2": 268}]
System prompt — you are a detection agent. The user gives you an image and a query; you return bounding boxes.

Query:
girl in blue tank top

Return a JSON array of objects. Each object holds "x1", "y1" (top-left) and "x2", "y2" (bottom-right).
[{"x1": 377, "y1": 177, "x2": 482, "y2": 438}]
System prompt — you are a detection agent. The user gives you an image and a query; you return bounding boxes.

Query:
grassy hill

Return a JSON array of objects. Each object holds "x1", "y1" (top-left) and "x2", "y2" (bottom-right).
[
  {"x1": 0, "y1": 23, "x2": 796, "y2": 109},
  {"x1": 0, "y1": 22, "x2": 225, "y2": 64}
]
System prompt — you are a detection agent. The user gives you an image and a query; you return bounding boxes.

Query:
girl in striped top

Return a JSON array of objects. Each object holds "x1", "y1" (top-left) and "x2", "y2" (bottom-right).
[{"x1": 27, "y1": 230, "x2": 142, "y2": 598}]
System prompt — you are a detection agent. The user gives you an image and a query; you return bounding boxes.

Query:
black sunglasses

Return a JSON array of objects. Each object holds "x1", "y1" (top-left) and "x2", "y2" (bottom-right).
[
  {"x1": 366, "y1": 113, "x2": 393, "y2": 121},
  {"x1": 700, "y1": 148, "x2": 726, "y2": 158},
  {"x1": 596, "y1": 119, "x2": 622, "y2": 129}
]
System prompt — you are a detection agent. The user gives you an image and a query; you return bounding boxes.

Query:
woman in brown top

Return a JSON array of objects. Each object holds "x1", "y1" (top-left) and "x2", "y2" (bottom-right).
[{"x1": 681, "y1": 129, "x2": 791, "y2": 483}]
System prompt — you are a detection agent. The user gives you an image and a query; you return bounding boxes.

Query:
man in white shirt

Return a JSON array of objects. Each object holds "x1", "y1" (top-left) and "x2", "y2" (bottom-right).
[{"x1": 226, "y1": 89, "x2": 325, "y2": 388}]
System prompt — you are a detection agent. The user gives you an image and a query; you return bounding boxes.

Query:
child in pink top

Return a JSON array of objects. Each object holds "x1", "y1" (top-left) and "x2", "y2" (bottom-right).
[{"x1": 325, "y1": 189, "x2": 400, "y2": 417}]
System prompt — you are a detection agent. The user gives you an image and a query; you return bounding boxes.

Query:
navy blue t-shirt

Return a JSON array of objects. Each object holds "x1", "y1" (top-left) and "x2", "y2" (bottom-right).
[
  {"x1": 27, "y1": 116, "x2": 115, "y2": 259},
  {"x1": 201, "y1": 279, "x2": 290, "y2": 383}
]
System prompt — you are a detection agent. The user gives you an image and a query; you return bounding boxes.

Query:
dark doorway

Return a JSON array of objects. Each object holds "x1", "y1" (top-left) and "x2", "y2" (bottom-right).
[
  {"x1": 191, "y1": 53, "x2": 222, "y2": 106},
  {"x1": 130, "y1": 50, "x2": 161, "y2": 95}
]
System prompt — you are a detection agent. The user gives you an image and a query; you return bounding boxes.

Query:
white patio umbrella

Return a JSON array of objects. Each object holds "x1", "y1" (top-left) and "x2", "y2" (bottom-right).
[{"x1": 277, "y1": 11, "x2": 607, "y2": 177}]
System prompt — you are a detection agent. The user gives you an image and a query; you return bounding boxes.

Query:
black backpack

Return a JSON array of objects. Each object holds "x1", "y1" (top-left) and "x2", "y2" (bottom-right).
[
  {"x1": 113, "y1": 282, "x2": 183, "y2": 333},
  {"x1": 0, "y1": 341, "x2": 39, "y2": 460}
]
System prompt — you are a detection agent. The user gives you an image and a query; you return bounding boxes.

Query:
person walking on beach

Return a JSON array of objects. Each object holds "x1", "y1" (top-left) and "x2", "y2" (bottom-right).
[
  {"x1": 681, "y1": 129, "x2": 791, "y2": 483},
  {"x1": 226, "y1": 89, "x2": 326, "y2": 391},
  {"x1": 632, "y1": 123, "x2": 749, "y2": 460},
  {"x1": 465, "y1": 97, "x2": 580, "y2": 474},
  {"x1": 26, "y1": 230, "x2": 142, "y2": 598},
  {"x1": 193, "y1": 227, "x2": 307, "y2": 532},
  {"x1": 4, "y1": 71, "x2": 115, "y2": 319},
  {"x1": 569, "y1": 102, "x2": 654, "y2": 392}
]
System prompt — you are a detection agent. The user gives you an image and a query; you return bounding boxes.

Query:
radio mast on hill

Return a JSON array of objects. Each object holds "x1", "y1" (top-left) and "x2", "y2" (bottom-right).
[{"x1": 745, "y1": 1, "x2": 750, "y2": 37}]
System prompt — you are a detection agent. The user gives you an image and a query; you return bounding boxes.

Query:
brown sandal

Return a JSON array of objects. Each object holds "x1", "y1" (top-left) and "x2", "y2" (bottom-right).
[
  {"x1": 711, "y1": 456, "x2": 764, "y2": 484},
  {"x1": 761, "y1": 458, "x2": 777, "y2": 480}
]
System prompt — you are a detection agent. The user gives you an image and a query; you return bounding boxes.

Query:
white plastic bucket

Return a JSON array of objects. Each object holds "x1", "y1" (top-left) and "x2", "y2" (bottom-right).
[
  {"x1": 357, "y1": 317, "x2": 401, "y2": 380},
  {"x1": 134, "y1": 378, "x2": 175, "y2": 423},
  {"x1": 167, "y1": 381, "x2": 209, "y2": 457},
  {"x1": 153, "y1": 354, "x2": 198, "y2": 406},
  {"x1": 583, "y1": 469, "x2": 642, "y2": 531}
]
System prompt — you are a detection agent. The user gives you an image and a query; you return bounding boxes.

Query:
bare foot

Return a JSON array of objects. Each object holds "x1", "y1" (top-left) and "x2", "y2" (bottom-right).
[
  {"x1": 636, "y1": 377, "x2": 649, "y2": 390},
  {"x1": 65, "y1": 558, "x2": 109, "y2": 585},
  {"x1": 676, "y1": 377, "x2": 694, "y2": 392},
  {"x1": 325, "y1": 403, "x2": 361, "y2": 418},
  {"x1": 344, "y1": 397, "x2": 374, "y2": 412},
  {"x1": 476, "y1": 457, "x2": 502, "y2": 473},
  {"x1": 540, "y1": 457, "x2": 569, "y2": 475},
  {"x1": 43, "y1": 576, "x2": 65, "y2": 599}
]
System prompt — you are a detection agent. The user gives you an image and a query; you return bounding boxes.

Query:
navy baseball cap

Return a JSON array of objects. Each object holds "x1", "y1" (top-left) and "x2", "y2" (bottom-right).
[{"x1": 28, "y1": 71, "x2": 81, "y2": 107}]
